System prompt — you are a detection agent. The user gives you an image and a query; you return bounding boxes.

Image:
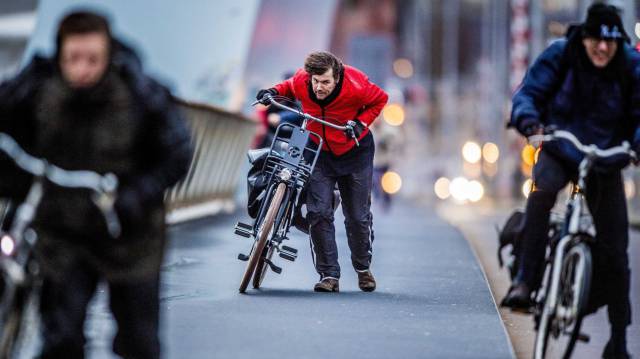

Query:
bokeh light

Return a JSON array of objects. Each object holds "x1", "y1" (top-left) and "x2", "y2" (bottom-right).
[
  {"x1": 393, "y1": 58, "x2": 414, "y2": 79},
  {"x1": 462, "y1": 141, "x2": 482, "y2": 164},
  {"x1": 450, "y1": 177, "x2": 469, "y2": 201},
  {"x1": 522, "y1": 178, "x2": 533, "y2": 198},
  {"x1": 624, "y1": 178, "x2": 636, "y2": 200},
  {"x1": 467, "y1": 180, "x2": 484, "y2": 202},
  {"x1": 382, "y1": 104, "x2": 405, "y2": 126},
  {"x1": 434, "y1": 177, "x2": 451, "y2": 200},
  {"x1": 521, "y1": 144, "x2": 536, "y2": 167},
  {"x1": 482, "y1": 142, "x2": 500, "y2": 163},
  {"x1": 381, "y1": 171, "x2": 402, "y2": 194}
]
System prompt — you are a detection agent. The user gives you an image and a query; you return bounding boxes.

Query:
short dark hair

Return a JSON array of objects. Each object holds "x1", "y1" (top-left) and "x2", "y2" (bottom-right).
[
  {"x1": 304, "y1": 51, "x2": 343, "y2": 81},
  {"x1": 56, "y1": 11, "x2": 112, "y2": 58}
]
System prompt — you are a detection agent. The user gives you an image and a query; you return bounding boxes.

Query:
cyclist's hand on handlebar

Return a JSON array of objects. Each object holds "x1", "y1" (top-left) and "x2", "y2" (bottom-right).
[
  {"x1": 346, "y1": 119, "x2": 366, "y2": 139},
  {"x1": 114, "y1": 187, "x2": 143, "y2": 234},
  {"x1": 256, "y1": 88, "x2": 277, "y2": 105}
]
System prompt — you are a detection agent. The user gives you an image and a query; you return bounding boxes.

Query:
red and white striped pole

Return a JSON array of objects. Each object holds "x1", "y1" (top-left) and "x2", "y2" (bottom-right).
[{"x1": 510, "y1": 0, "x2": 530, "y2": 93}]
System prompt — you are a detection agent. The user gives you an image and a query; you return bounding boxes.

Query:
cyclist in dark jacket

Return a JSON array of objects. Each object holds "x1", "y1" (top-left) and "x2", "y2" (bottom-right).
[
  {"x1": 503, "y1": 4, "x2": 640, "y2": 358},
  {"x1": 256, "y1": 51, "x2": 388, "y2": 292},
  {"x1": 0, "y1": 11, "x2": 192, "y2": 359}
]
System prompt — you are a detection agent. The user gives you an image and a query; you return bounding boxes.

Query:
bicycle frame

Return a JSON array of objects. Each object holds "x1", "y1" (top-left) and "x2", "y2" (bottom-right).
[
  {"x1": 0, "y1": 132, "x2": 120, "y2": 355},
  {"x1": 529, "y1": 130, "x2": 634, "y2": 359}
]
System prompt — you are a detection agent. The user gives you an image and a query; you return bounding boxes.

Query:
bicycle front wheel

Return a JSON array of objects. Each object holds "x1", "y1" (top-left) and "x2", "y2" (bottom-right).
[
  {"x1": 239, "y1": 183, "x2": 286, "y2": 293},
  {"x1": 534, "y1": 241, "x2": 592, "y2": 359}
]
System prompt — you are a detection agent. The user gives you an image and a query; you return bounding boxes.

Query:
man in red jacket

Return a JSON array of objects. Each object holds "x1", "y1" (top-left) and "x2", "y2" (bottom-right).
[{"x1": 257, "y1": 51, "x2": 388, "y2": 292}]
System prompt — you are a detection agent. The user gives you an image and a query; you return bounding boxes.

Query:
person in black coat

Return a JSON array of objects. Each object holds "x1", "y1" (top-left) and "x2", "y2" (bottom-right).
[
  {"x1": 0, "y1": 11, "x2": 193, "y2": 359},
  {"x1": 503, "y1": 4, "x2": 640, "y2": 358}
]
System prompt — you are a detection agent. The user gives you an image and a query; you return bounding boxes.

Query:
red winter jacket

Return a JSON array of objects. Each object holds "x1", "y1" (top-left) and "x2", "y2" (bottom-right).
[{"x1": 273, "y1": 65, "x2": 388, "y2": 156}]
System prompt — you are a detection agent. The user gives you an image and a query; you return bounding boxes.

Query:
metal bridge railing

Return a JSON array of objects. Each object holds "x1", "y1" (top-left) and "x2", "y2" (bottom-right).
[{"x1": 165, "y1": 99, "x2": 256, "y2": 223}]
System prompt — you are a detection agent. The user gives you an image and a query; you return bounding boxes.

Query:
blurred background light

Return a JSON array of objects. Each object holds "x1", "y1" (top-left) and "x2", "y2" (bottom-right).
[
  {"x1": 625, "y1": 178, "x2": 636, "y2": 200},
  {"x1": 381, "y1": 171, "x2": 402, "y2": 194},
  {"x1": 434, "y1": 177, "x2": 451, "y2": 200},
  {"x1": 450, "y1": 177, "x2": 469, "y2": 202},
  {"x1": 462, "y1": 141, "x2": 482, "y2": 164},
  {"x1": 382, "y1": 103, "x2": 405, "y2": 126},
  {"x1": 482, "y1": 142, "x2": 499, "y2": 163},
  {"x1": 522, "y1": 178, "x2": 533, "y2": 198},
  {"x1": 467, "y1": 180, "x2": 484, "y2": 202},
  {"x1": 393, "y1": 58, "x2": 414, "y2": 79}
]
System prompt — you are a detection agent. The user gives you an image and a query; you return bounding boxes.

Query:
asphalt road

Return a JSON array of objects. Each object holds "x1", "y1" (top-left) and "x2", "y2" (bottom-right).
[{"x1": 78, "y1": 200, "x2": 513, "y2": 358}]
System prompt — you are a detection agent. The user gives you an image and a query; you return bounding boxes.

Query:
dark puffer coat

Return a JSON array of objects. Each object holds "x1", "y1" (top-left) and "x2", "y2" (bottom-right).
[
  {"x1": 510, "y1": 26, "x2": 640, "y2": 169},
  {"x1": 0, "y1": 40, "x2": 193, "y2": 282}
]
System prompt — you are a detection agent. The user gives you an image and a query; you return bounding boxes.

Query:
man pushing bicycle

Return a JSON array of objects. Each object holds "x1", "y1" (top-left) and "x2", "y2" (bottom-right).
[
  {"x1": 256, "y1": 51, "x2": 388, "y2": 292},
  {"x1": 502, "y1": 4, "x2": 640, "y2": 358}
]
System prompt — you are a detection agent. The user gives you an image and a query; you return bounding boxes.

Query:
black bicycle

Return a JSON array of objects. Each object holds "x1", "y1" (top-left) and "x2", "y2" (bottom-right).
[
  {"x1": 234, "y1": 94, "x2": 358, "y2": 293},
  {"x1": 516, "y1": 130, "x2": 635, "y2": 359},
  {"x1": 0, "y1": 132, "x2": 121, "y2": 358}
]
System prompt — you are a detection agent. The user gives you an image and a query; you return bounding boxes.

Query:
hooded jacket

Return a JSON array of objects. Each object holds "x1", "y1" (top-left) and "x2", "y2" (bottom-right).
[
  {"x1": 0, "y1": 40, "x2": 193, "y2": 281},
  {"x1": 273, "y1": 65, "x2": 388, "y2": 156},
  {"x1": 510, "y1": 26, "x2": 640, "y2": 169}
]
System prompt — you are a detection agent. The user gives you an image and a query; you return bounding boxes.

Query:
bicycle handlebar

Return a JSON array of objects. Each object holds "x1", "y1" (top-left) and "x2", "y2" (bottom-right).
[
  {"x1": 0, "y1": 132, "x2": 121, "y2": 238},
  {"x1": 253, "y1": 94, "x2": 360, "y2": 146},
  {"x1": 528, "y1": 130, "x2": 637, "y2": 161}
]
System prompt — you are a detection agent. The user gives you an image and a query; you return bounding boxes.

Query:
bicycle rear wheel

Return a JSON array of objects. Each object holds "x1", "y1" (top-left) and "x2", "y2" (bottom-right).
[
  {"x1": 534, "y1": 241, "x2": 592, "y2": 359},
  {"x1": 239, "y1": 183, "x2": 286, "y2": 293}
]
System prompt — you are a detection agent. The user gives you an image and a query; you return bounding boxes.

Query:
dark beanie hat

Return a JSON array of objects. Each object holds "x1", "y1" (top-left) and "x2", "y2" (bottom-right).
[{"x1": 582, "y1": 3, "x2": 629, "y2": 41}]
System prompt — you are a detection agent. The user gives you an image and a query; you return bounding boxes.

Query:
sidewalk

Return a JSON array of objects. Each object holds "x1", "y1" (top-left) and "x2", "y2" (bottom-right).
[{"x1": 437, "y1": 199, "x2": 640, "y2": 358}]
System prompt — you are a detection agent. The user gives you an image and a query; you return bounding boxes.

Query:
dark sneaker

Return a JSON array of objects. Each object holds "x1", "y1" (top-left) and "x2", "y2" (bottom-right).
[
  {"x1": 314, "y1": 277, "x2": 339, "y2": 292},
  {"x1": 357, "y1": 270, "x2": 376, "y2": 292},
  {"x1": 602, "y1": 339, "x2": 631, "y2": 359},
  {"x1": 500, "y1": 282, "x2": 533, "y2": 312}
]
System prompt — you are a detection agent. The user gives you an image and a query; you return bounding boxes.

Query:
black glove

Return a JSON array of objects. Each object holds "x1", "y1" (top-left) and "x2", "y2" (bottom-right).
[
  {"x1": 114, "y1": 187, "x2": 144, "y2": 230},
  {"x1": 517, "y1": 117, "x2": 542, "y2": 137},
  {"x1": 256, "y1": 88, "x2": 277, "y2": 105},
  {"x1": 345, "y1": 120, "x2": 366, "y2": 139}
]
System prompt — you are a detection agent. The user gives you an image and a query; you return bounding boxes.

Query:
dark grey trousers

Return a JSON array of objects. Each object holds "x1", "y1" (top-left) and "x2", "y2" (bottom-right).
[
  {"x1": 306, "y1": 159, "x2": 374, "y2": 279},
  {"x1": 517, "y1": 150, "x2": 631, "y2": 328}
]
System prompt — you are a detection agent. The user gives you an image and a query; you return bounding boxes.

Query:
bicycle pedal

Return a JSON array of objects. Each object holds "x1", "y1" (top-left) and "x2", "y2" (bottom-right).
[
  {"x1": 281, "y1": 245, "x2": 298, "y2": 254},
  {"x1": 237, "y1": 253, "x2": 249, "y2": 261},
  {"x1": 264, "y1": 258, "x2": 282, "y2": 274},
  {"x1": 279, "y1": 251, "x2": 297, "y2": 262},
  {"x1": 236, "y1": 222, "x2": 252, "y2": 230},
  {"x1": 234, "y1": 223, "x2": 253, "y2": 238}
]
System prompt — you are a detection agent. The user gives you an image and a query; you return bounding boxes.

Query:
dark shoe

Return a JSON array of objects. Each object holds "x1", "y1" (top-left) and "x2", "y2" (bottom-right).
[
  {"x1": 602, "y1": 339, "x2": 631, "y2": 359},
  {"x1": 501, "y1": 282, "x2": 533, "y2": 311},
  {"x1": 314, "y1": 277, "x2": 339, "y2": 292},
  {"x1": 357, "y1": 270, "x2": 376, "y2": 292}
]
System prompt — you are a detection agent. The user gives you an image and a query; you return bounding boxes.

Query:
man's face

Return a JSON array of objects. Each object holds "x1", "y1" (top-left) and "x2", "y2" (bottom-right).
[
  {"x1": 59, "y1": 32, "x2": 110, "y2": 88},
  {"x1": 582, "y1": 37, "x2": 618, "y2": 68},
  {"x1": 311, "y1": 68, "x2": 337, "y2": 100}
]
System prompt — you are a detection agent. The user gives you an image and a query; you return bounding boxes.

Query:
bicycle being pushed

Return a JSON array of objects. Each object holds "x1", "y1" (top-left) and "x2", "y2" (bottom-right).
[
  {"x1": 0, "y1": 133, "x2": 121, "y2": 358},
  {"x1": 504, "y1": 129, "x2": 636, "y2": 359},
  {"x1": 234, "y1": 94, "x2": 359, "y2": 293}
]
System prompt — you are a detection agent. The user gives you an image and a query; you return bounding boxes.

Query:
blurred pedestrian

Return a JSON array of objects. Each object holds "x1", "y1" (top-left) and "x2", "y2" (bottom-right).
[{"x1": 0, "y1": 10, "x2": 192, "y2": 358}]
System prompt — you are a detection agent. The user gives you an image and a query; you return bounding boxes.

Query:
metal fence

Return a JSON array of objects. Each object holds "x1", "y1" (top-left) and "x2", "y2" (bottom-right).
[{"x1": 165, "y1": 100, "x2": 256, "y2": 223}]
